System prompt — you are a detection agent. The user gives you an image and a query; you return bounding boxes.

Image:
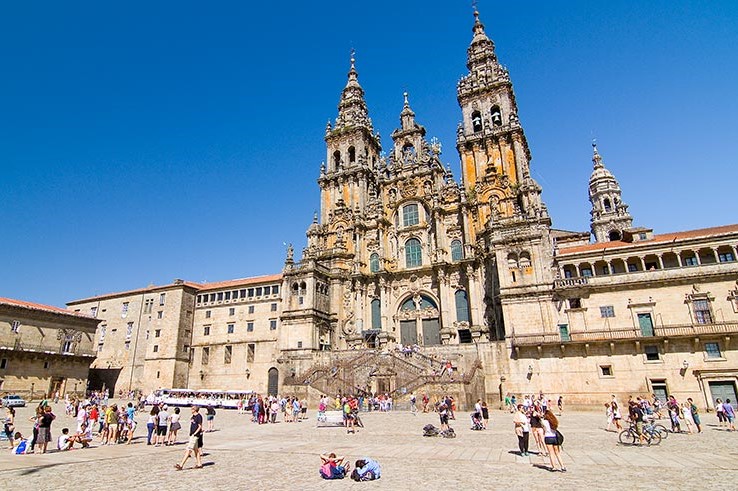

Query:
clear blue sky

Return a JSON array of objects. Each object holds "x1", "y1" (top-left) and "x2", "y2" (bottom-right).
[{"x1": 1, "y1": 1, "x2": 736, "y2": 308}]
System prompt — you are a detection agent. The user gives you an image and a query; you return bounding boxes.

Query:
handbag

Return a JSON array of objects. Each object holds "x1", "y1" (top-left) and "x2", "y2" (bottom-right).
[{"x1": 555, "y1": 429, "x2": 564, "y2": 445}]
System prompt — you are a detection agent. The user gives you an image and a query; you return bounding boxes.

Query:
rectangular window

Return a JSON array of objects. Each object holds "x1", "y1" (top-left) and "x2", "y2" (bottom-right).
[
  {"x1": 403, "y1": 203, "x2": 419, "y2": 227},
  {"x1": 202, "y1": 347, "x2": 210, "y2": 365},
  {"x1": 126, "y1": 322, "x2": 134, "y2": 340},
  {"x1": 247, "y1": 343, "x2": 255, "y2": 362},
  {"x1": 90, "y1": 306, "x2": 98, "y2": 318},
  {"x1": 229, "y1": 307, "x2": 235, "y2": 316},
  {"x1": 144, "y1": 299, "x2": 153, "y2": 314},
  {"x1": 272, "y1": 285, "x2": 279, "y2": 294},
  {"x1": 644, "y1": 345, "x2": 660, "y2": 361},
  {"x1": 705, "y1": 342, "x2": 722, "y2": 359},
  {"x1": 204, "y1": 325, "x2": 211, "y2": 336},
  {"x1": 205, "y1": 310, "x2": 212, "y2": 319},
  {"x1": 240, "y1": 289, "x2": 247, "y2": 298},
  {"x1": 224, "y1": 291, "x2": 231, "y2": 301},
  {"x1": 271, "y1": 303, "x2": 277, "y2": 312},
  {"x1": 98, "y1": 343, "x2": 104, "y2": 352},
  {"x1": 157, "y1": 310, "x2": 163, "y2": 319},
  {"x1": 684, "y1": 256, "x2": 698, "y2": 266},
  {"x1": 227, "y1": 323, "x2": 235, "y2": 334},
  {"x1": 248, "y1": 305, "x2": 255, "y2": 314},
  {"x1": 11, "y1": 320, "x2": 21, "y2": 333},
  {"x1": 209, "y1": 293, "x2": 216, "y2": 302},
  {"x1": 159, "y1": 293, "x2": 166, "y2": 306},
  {"x1": 224, "y1": 345, "x2": 232, "y2": 364},
  {"x1": 124, "y1": 340, "x2": 130, "y2": 350},
  {"x1": 581, "y1": 268, "x2": 593, "y2": 277},
  {"x1": 232, "y1": 290, "x2": 239, "y2": 299},
  {"x1": 247, "y1": 322, "x2": 254, "y2": 332},
  {"x1": 217, "y1": 292, "x2": 224, "y2": 301},
  {"x1": 719, "y1": 252, "x2": 735, "y2": 262},
  {"x1": 297, "y1": 341, "x2": 303, "y2": 348},
  {"x1": 600, "y1": 306, "x2": 615, "y2": 318},
  {"x1": 155, "y1": 329, "x2": 161, "y2": 338},
  {"x1": 568, "y1": 298, "x2": 582, "y2": 309},
  {"x1": 627, "y1": 263, "x2": 638, "y2": 272},
  {"x1": 600, "y1": 365, "x2": 613, "y2": 377},
  {"x1": 122, "y1": 302, "x2": 129, "y2": 316},
  {"x1": 153, "y1": 345, "x2": 159, "y2": 353},
  {"x1": 0, "y1": 358, "x2": 7, "y2": 369},
  {"x1": 693, "y1": 299, "x2": 713, "y2": 324},
  {"x1": 263, "y1": 286, "x2": 271, "y2": 295},
  {"x1": 197, "y1": 295, "x2": 202, "y2": 304},
  {"x1": 256, "y1": 287, "x2": 263, "y2": 296},
  {"x1": 270, "y1": 319, "x2": 277, "y2": 330},
  {"x1": 248, "y1": 288, "x2": 255, "y2": 298}
]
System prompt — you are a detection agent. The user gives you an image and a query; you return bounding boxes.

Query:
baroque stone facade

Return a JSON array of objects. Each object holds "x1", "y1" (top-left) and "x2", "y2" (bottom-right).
[{"x1": 66, "y1": 11, "x2": 738, "y2": 409}]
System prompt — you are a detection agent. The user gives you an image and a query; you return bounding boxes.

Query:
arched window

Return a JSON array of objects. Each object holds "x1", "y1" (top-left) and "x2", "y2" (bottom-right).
[
  {"x1": 471, "y1": 111, "x2": 483, "y2": 132},
  {"x1": 369, "y1": 253, "x2": 380, "y2": 273},
  {"x1": 333, "y1": 150, "x2": 341, "y2": 168},
  {"x1": 451, "y1": 240, "x2": 463, "y2": 262},
  {"x1": 507, "y1": 252, "x2": 518, "y2": 269},
  {"x1": 519, "y1": 251, "x2": 531, "y2": 268},
  {"x1": 400, "y1": 297, "x2": 416, "y2": 311},
  {"x1": 405, "y1": 238, "x2": 422, "y2": 268},
  {"x1": 402, "y1": 203, "x2": 419, "y2": 227},
  {"x1": 348, "y1": 146, "x2": 356, "y2": 163},
  {"x1": 603, "y1": 198, "x2": 612, "y2": 212},
  {"x1": 491, "y1": 105, "x2": 502, "y2": 126},
  {"x1": 608, "y1": 230, "x2": 621, "y2": 241},
  {"x1": 419, "y1": 295, "x2": 437, "y2": 309},
  {"x1": 455, "y1": 290, "x2": 470, "y2": 323},
  {"x1": 371, "y1": 299, "x2": 381, "y2": 329}
]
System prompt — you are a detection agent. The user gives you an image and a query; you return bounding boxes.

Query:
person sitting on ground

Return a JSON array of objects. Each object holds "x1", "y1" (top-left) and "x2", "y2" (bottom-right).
[
  {"x1": 319, "y1": 452, "x2": 350, "y2": 479},
  {"x1": 11, "y1": 432, "x2": 28, "y2": 455},
  {"x1": 74, "y1": 423, "x2": 93, "y2": 448},
  {"x1": 351, "y1": 457, "x2": 381, "y2": 481},
  {"x1": 58, "y1": 428, "x2": 74, "y2": 451}
]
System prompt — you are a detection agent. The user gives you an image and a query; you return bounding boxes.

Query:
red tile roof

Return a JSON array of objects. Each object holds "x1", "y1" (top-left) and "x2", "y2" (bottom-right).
[
  {"x1": 558, "y1": 224, "x2": 738, "y2": 256},
  {"x1": 0, "y1": 297, "x2": 97, "y2": 319},
  {"x1": 197, "y1": 274, "x2": 283, "y2": 292}
]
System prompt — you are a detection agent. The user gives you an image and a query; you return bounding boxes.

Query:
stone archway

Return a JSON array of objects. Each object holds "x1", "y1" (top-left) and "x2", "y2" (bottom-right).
[{"x1": 396, "y1": 293, "x2": 441, "y2": 346}]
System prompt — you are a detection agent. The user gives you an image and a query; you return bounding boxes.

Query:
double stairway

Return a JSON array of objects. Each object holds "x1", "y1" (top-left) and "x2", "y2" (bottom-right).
[{"x1": 284, "y1": 348, "x2": 482, "y2": 398}]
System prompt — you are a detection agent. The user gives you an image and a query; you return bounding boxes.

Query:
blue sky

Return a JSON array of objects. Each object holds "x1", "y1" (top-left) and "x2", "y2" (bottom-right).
[{"x1": 1, "y1": 1, "x2": 736, "y2": 308}]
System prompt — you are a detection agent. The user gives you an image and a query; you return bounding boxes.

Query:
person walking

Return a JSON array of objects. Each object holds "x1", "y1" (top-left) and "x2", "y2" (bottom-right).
[
  {"x1": 175, "y1": 406, "x2": 204, "y2": 470},
  {"x1": 723, "y1": 399, "x2": 736, "y2": 431},
  {"x1": 513, "y1": 405, "x2": 531, "y2": 456}
]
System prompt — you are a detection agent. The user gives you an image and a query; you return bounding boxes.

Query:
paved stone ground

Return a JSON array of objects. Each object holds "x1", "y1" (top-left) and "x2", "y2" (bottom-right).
[{"x1": 1, "y1": 402, "x2": 737, "y2": 490}]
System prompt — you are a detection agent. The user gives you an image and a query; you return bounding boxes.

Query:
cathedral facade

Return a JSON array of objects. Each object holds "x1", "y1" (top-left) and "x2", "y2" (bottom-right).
[{"x1": 65, "y1": 12, "x2": 738, "y2": 409}]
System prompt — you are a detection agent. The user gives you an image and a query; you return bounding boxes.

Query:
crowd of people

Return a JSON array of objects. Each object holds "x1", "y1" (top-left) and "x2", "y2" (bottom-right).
[
  {"x1": 605, "y1": 393, "x2": 710, "y2": 436},
  {"x1": 511, "y1": 396, "x2": 566, "y2": 472}
]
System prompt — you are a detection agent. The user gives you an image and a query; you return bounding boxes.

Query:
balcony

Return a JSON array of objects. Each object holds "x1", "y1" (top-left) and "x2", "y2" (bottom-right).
[
  {"x1": 0, "y1": 339, "x2": 96, "y2": 358},
  {"x1": 511, "y1": 321, "x2": 738, "y2": 347}
]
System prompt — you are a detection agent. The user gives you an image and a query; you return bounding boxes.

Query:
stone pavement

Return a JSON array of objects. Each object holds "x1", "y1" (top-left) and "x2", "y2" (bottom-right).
[{"x1": 1, "y1": 402, "x2": 737, "y2": 490}]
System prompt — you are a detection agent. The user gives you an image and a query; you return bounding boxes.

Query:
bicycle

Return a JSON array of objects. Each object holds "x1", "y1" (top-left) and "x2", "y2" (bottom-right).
[{"x1": 618, "y1": 422, "x2": 662, "y2": 446}]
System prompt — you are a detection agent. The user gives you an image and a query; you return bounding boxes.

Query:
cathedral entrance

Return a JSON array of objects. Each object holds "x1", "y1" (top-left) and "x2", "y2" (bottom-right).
[{"x1": 397, "y1": 294, "x2": 442, "y2": 346}]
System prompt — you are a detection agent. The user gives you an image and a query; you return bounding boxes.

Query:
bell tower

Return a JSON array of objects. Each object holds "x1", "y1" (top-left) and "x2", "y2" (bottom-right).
[
  {"x1": 588, "y1": 142, "x2": 633, "y2": 242},
  {"x1": 456, "y1": 10, "x2": 548, "y2": 242}
]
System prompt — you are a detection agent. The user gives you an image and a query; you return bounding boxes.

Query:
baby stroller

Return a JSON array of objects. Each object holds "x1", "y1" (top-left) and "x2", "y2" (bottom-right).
[
  {"x1": 423, "y1": 424, "x2": 440, "y2": 437},
  {"x1": 470, "y1": 412, "x2": 484, "y2": 431}
]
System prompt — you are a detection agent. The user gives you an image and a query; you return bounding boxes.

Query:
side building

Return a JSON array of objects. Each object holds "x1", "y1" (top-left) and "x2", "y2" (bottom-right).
[{"x1": 0, "y1": 297, "x2": 99, "y2": 398}]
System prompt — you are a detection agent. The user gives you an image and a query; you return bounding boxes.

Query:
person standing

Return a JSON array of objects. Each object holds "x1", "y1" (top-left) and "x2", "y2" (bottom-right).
[
  {"x1": 206, "y1": 405, "x2": 216, "y2": 431},
  {"x1": 175, "y1": 406, "x2": 203, "y2": 470},
  {"x1": 37, "y1": 405, "x2": 56, "y2": 454},
  {"x1": 4, "y1": 408, "x2": 15, "y2": 449},
  {"x1": 687, "y1": 398, "x2": 702, "y2": 433},
  {"x1": 513, "y1": 405, "x2": 531, "y2": 456},
  {"x1": 542, "y1": 410, "x2": 566, "y2": 472},
  {"x1": 167, "y1": 407, "x2": 182, "y2": 445},
  {"x1": 723, "y1": 399, "x2": 736, "y2": 431},
  {"x1": 146, "y1": 406, "x2": 159, "y2": 445},
  {"x1": 481, "y1": 401, "x2": 490, "y2": 429},
  {"x1": 557, "y1": 396, "x2": 564, "y2": 415},
  {"x1": 156, "y1": 405, "x2": 170, "y2": 446}
]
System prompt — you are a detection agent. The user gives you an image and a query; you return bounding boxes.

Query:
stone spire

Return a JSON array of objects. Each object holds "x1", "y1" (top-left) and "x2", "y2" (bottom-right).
[
  {"x1": 466, "y1": 9, "x2": 498, "y2": 73},
  {"x1": 589, "y1": 141, "x2": 633, "y2": 242},
  {"x1": 333, "y1": 50, "x2": 373, "y2": 132}
]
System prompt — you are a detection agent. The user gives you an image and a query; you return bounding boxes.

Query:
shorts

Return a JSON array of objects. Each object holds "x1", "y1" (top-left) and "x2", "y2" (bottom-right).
[
  {"x1": 635, "y1": 422, "x2": 644, "y2": 435},
  {"x1": 108, "y1": 423, "x2": 118, "y2": 433},
  {"x1": 157, "y1": 426, "x2": 168, "y2": 436},
  {"x1": 544, "y1": 436, "x2": 558, "y2": 446},
  {"x1": 170, "y1": 422, "x2": 181, "y2": 432},
  {"x1": 440, "y1": 415, "x2": 449, "y2": 425},
  {"x1": 206, "y1": 415, "x2": 214, "y2": 421},
  {"x1": 38, "y1": 427, "x2": 51, "y2": 443}
]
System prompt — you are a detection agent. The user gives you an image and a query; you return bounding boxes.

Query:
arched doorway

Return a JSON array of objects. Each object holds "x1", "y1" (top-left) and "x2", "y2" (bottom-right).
[
  {"x1": 267, "y1": 367, "x2": 279, "y2": 396},
  {"x1": 397, "y1": 294, "x2": 441, "y2": 346}
]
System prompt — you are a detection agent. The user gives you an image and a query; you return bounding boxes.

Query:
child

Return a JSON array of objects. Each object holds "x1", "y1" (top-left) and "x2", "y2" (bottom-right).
[
  {"x1": 319, "y1": 452, "x2": 349, "y2": 479},
  {"x1": 12, "y1": 432, "x2": 28, "y2": 455},
  {"x1": 58, "y1": 428, "x2": 73, "y2": 451}
]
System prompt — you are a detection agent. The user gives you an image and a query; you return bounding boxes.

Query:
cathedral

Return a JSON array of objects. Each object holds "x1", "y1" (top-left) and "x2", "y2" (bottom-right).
[{"x1": 62, "y1": 11, "x2": 738, "y2": 409}]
